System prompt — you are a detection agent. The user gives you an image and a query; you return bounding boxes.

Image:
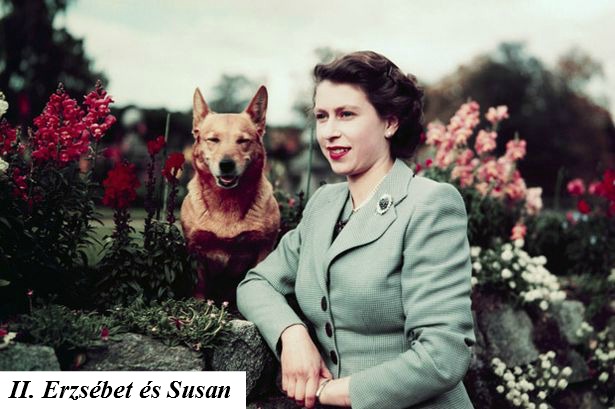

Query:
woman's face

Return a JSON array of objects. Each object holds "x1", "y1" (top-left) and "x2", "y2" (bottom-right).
[{"x1": 313, "y1": 80, "x2": 396, "y2": 178}]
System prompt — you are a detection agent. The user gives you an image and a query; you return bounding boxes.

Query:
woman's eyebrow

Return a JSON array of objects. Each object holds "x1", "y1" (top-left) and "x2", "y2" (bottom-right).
[{"x1": 314, "y1": 105, "x2": 361, "y2": 112}]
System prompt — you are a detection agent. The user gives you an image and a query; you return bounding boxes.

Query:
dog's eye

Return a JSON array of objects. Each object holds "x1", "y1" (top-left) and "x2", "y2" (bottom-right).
[
  {"x1": 206, "y1": 137, "x2": 220, "y2": 143},
  {"x1": 237, "y1": 139, "x2": 250, "y2": 145}
]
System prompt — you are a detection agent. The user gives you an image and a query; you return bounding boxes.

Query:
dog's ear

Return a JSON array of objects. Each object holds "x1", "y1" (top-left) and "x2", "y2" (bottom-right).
[
  {"x1": 193, "y1": 88, "x2": 210, "y2": 135},
  {"x1": 245, "y1": 85, "x2": 268, "y2": 136}
]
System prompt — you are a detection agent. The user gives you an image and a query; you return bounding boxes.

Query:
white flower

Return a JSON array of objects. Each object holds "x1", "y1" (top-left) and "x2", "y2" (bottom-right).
[
  {"x1": 561, "y1": 367, "x2": 572, "y2": 377},
  {"x1": 0, "y1": 99, "x2": 8, "y2": 118},
  {"x1": 512, "y1": 398, "x2": 521, "y2": 406},
  {"x1": 548, "y1": 379, "x2": 556, "y2": 387},
  {"x1": 504, "y1": 372, "x2": 515, "y2": 382},
  {"x1": 0, "y1": 157, "x2": 8, "y2": 174},
  {"x1": 502, "y1": 268, "x2": 513, "y2": 279},
  {"x1": 501, "y1": 250, "x2": 513, "y2": 261},
  {"x1": 496, "y1": 385, "x2": 505, "y2": 393},
  {"x1": 471, "y1": 246, "x2": 481, "y2": 258},
  {"x1": 471, "y1": 276, "x2": 478, "y2": 287},
  {"x1": 537, "y1": 391, "x2": 547, "y2": 400},
  {"x1": 550, "y1": 366, "x2": 559, "y2": 375},
  {"x1": 599, "y1": 372, "x2": 609, "y2": 382},
  {"x1": 528, "y1": 403, "x2": 536, "y2": 409},
  {"x1": 539, "y1": 300, "x2": 549, "y2": 311},
  {"x1": 513, "y1": 366, "x2": 522, "y2": 375},
  {"x1": 509, "y1": 281, "x2": 517, "y2": 289},
  {"x1": 514, "y1": 238, "x2": 524, "y2": 248},
  {"x1": 557, "y1": 379, "x2": 568, "y2": 389},
  {"x1": 541, "y1": 360, "x2": 551, "y2": 369},
  {"x1": 472, "y1": 261, "x2": 482, "y2": 272},
  {"x1": 492, "y1": 261, "x2": 501, "y2": 270},
  {"x1": 547, "y1": 351, "x2": 555, "y2": 359},
  {"x1": 521, "y1": 392, "x2": 529, "y2": 402},
  {"x1": 539, "y1": 403, "x2": 548, "y2": 409}
]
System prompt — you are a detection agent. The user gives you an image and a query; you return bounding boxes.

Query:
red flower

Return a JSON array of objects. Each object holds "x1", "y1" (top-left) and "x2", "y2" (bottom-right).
[
  {"x1": 83, "y1": 81, "x2": 116, "y2": 142},
  {"x1": 30, "y1": 83, "x2": 115, "y2": 166},
  {"x1": 577, "y1": 199, "x2": 591, "y2": 215},
  {"x1": 102, "y1": 162, "x2": 141, "y2": 209},
  {"x1": 162, "y1": 152, "x2": 185, "y2": 182},
  {"x1": 26, "y1": 289, "x2": 33, "y2": 297},
  {"x1": 0, "y1": 119, "x2": 17, "y2": 156},
  {"x1": 100, "y1": 327, "x2": 109, "y2": 341},
  {"x1": 0, "y1": 328, "x2": 8, "y2": 338},
  {"x1": 595, "y1": 169, "x2": 615, "y2": 202},
  {"x1": 425, "y1": 158, "x2": 433, "y2": 168},
  {"x1": 566, "y1": 178, "x2": 585, "y2": 197},
  {"x1": 415, "y1": 163, "x2": 422, "y2": 173},
  {"x1": 147, "y1": 135, "x2": 166, "y2": 156},
  {"x1": 11, "y1": 168, "x2": 28, "y2": 202}
]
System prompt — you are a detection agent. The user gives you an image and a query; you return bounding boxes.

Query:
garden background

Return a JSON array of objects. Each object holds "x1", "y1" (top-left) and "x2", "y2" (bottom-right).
[{"x1": 1, "y1": 1, "x2": 614, "y2": 408}]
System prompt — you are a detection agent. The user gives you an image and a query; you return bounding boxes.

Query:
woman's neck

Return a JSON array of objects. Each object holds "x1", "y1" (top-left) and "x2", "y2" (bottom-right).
[{"x1": 347, "y1": 157, "x2": 394, "y2": 210}]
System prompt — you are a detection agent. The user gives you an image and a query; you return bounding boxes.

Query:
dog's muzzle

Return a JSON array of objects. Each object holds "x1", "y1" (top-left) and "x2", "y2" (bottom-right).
[
  {"x1": 216, "y1": 175, "x2": 239, "y2": 189},
  {"x1": 215, "y1": 158, "x2": 240, "y2": 189}
]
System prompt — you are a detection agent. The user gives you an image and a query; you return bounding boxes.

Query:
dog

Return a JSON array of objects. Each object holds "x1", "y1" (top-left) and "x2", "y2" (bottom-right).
[{"x1": 180, "y1": 86, "x2": 281, "y2": 306}]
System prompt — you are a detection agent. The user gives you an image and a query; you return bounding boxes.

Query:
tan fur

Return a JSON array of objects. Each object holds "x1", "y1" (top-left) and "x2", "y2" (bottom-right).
[{"x1": 180, "y1": 86, "x2": 280, "y2": 305}]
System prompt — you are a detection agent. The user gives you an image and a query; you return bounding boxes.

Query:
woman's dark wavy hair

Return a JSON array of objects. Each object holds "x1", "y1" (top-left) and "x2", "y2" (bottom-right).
[{"x1": 313, "y1": 51, "x2": 424, "y2": 159}]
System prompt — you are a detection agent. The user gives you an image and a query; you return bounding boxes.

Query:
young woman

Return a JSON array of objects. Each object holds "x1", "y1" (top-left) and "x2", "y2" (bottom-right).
[{"x1": 237, "y1": 51, "x2": 476, "y2": 409}]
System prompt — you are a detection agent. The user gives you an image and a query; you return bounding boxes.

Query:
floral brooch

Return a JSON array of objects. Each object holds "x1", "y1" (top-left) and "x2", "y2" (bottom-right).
[{"x1": 376, "y1": 194, "x2": 393, "y2": 215}]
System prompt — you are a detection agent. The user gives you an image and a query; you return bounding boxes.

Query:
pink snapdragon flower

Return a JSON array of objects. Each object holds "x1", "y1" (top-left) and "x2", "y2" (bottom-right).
[{"x1": 486, "y1": 106, "x2": 509, "y2": 124}]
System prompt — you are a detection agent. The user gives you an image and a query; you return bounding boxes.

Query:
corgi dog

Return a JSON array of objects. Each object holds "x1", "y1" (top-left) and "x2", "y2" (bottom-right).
[{"x1": 180, "y1": 86, "x2": 280, "y2": 306}]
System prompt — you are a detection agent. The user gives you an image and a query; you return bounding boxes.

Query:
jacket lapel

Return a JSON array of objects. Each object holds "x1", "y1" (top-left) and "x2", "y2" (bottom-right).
[{"x1": 321, "y1": 159, "x2": 415, "y2": 289}]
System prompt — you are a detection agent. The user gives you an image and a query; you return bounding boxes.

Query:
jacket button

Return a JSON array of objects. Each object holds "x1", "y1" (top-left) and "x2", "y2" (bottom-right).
[
  {"x1": 321, "y1": 297, "x2": 327, "y2": 311},
  {"x1": 330, "y1": 350, "x2": 338, "y2": 365},
  {"x1": 325, "y1": 322, "x2": 333, "y2": 337}
]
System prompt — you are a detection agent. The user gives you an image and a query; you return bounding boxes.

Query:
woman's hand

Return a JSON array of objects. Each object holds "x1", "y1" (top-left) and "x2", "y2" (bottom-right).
[
  {"x1": 280, "y1": 324, "x2": 332, "y2": 408},
  {"x1": 317, "y1": 376, "x2": 351, "y2": 407}
]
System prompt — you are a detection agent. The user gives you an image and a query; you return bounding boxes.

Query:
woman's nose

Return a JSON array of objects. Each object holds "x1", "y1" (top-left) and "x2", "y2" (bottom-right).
[{"x1": 322, "y1": 122, "x2": 341, "y2": 140}]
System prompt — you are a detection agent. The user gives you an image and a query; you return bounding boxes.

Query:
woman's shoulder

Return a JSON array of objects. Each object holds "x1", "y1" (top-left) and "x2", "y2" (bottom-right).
[{"x1": 408, "y1": 175, "x2": 465, "y2": 210}]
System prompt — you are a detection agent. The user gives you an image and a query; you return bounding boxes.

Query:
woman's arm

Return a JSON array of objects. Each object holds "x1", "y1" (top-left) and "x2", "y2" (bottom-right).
[
  {"x1": 236, "y1": 186, "x2": 324, "y2": 357},
  {"x1": 348, "y1": 182, "x2": 475, "y2": 409},
  {"x1": 237, "y1": 186, "x2": 332, "y2": 408}
]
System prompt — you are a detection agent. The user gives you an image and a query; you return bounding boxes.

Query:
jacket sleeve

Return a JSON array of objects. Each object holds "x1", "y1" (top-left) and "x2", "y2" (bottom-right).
[
  {"x1": 349, "y1": 183, "x2": 476, "y2": 409},
  {"x1": 236, "y1": 186, "x2": 324, "y2": 360}
]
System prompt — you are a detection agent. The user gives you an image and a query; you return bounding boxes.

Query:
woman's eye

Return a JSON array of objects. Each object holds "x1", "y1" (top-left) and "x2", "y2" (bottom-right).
[
  {"x1": 340, "y1": 111, "x2": 354, "y2": 118},
  {"x1": 315, "y1": 113, "x2": 326, "y2": 120}
]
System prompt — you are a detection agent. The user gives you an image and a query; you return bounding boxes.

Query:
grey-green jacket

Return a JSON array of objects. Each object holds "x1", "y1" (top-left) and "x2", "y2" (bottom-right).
[{"x1": 236, "y1": 159, "x2": 476, "y2": 409}]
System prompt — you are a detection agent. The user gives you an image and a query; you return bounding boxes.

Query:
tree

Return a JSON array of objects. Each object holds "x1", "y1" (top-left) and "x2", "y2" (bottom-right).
[
  {"x1": 0, "y1": 0, "x2": 106, "y2": 124},
  {"x1": 208, "y1": 74, "x2": 256, "y2": 114}
]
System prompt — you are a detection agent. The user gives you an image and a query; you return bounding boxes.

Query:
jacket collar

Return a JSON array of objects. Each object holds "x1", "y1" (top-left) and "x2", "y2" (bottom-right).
[{"x1": 315, "y1": 159, "x2": 415, "y2": 292}]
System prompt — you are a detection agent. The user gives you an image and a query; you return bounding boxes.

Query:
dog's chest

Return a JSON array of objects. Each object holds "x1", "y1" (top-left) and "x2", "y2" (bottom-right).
[{"x1": 187, "y1": 229, "x2": 270, "y2": 255}]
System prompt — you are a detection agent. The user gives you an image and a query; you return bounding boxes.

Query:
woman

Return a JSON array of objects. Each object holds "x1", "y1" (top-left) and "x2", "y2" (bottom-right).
[{"x1": 237, "y1": 51, "x2": 476, "y2": 409}]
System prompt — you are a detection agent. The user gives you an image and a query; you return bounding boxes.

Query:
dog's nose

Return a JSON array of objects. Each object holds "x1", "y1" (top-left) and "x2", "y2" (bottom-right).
[{"x1": 219, "y1": 158, "x2": 236, "y2": 174}]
